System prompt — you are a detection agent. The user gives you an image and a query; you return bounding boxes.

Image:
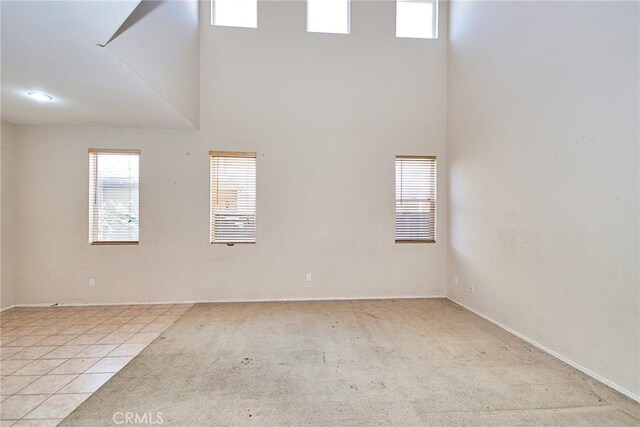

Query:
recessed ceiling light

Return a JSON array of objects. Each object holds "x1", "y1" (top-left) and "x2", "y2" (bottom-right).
[{"x1": 26, "y1": 91, "x2": 53, "y2": 102}]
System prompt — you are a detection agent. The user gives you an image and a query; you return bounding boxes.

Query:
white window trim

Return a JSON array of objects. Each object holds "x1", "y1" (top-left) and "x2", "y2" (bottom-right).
[
  {"x1": 395, "y1": 155, "x2": 437, "y2": 243},
  {"x1": 210, "y1": 0, "x2": 258, "y2": 29},
  {"x1": 306, "y1": 0, "x2": 351, "y2": 35},
  {"x1": 88, "y1": 148, "x2": 140, "y2": 245},
  {"x1": 396, "y1": 0, "x2": 439, "y2": 40},
  {"x1": 210, "y1": 151, "x2": 257, "y2": 245}
]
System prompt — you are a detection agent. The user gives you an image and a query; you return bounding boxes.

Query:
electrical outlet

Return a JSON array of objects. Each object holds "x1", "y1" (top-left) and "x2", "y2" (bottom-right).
[
  {"x1": 306, "y1": 274, "x2": 312, "y2": 282},
  {"x1": 89, "y1": 279, "x2": 95, "y2": 287},
  {"x1": 454, "y1": 277, "x2": 459, "y2": 286}
]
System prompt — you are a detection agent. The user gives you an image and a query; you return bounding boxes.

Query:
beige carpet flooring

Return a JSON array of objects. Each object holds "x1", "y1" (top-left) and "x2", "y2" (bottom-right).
[{"x1": 60, "y1": 299, "x2": 640, "y2": 426}]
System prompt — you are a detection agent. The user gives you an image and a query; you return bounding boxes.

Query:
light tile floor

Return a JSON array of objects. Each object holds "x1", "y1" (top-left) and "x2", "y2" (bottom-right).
[{"x1": 0, "y1": 304, "x2": 192, "y2": 426}]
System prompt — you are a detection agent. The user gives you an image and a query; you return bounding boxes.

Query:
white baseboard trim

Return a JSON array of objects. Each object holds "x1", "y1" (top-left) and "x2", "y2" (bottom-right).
[
  {"x1": 8, "y1": 295, "x2": 636, "y2": 401},
  {"x1": 447, "y1": 297, "x2": 640, "y2": 403},
  {"x1": 7, "y1": 295, "x2": 447, "y2": 309}
]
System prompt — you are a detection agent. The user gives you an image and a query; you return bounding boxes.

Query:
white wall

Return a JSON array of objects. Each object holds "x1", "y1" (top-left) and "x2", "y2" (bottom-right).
[
  {"x1": 10, "y1": 1, "x2": 449, "y2": 305},
  {"x1": 1, "y1": 119, "x2": 18, "y2": 309},
  {"x1": 106, "y1": 0, "x2": 200, "y2": 127},
  {"x1": 447, "y1": 1, "x2": 639, "y2": 398}
]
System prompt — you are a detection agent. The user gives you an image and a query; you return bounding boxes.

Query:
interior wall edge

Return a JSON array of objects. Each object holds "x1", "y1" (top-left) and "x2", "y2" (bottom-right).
[{"x1": 0, "y1": 119, "x2": 19, "y2": 309}]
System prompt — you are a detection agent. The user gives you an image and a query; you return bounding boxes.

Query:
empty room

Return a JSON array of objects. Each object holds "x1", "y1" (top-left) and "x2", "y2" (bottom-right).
[{"x1": 0, "y1": 0, "x2": 638, "y2": 425}]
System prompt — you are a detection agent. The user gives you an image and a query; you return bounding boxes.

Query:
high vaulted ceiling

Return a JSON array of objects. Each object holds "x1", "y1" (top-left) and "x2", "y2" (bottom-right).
[{"x1": 1, "y1": 0, "x2": 199, "y2": 129}]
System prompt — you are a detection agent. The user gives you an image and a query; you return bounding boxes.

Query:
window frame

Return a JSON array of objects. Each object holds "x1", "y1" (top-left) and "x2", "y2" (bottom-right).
[
  {"x1": 395, "y1": 0, "x2": 439, "y2": 40},
  {"x1": 210, "y1": 0, "x2": 258, "y2": 29},
  {"x1": 209, "y1": 150, "x2": 257, "y2": 245},
  {"x1": 395, "y1": 155, "x2": 437, "y2": 244},
  {"x1": 88, "y1": 148, "x2": 141, "y2": 246},
  {"x1": 306, "y1": 0, "x2": 351, "y2": 35}
]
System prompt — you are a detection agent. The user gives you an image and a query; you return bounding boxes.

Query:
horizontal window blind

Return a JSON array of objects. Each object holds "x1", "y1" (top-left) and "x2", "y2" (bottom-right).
[
  {"x1": 89, "y1": 149, "x2": 140, "y2": 244},
  {"x1": 210, "y1": 151, "x2": 256, "y2": 244},
  {"x1": 395, "y1": 156, "x2": 436, "y2": 242}
]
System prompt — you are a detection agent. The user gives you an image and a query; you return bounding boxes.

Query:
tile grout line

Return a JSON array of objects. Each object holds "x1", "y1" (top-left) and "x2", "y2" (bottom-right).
[{"x1": 1, "y1": 303, "x2": 192, "y2": 425}]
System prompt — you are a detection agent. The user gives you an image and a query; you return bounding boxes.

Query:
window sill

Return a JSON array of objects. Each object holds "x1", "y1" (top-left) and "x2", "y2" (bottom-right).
[
  {"x1": 395, "y1": 239, "x2": 436, "y2": 244},
  {"x1": 90, "y1": 241, "x2": 139, "y2": 246},
  {"x1": 210, "y1": 242, "x2": 255, "y2": 245}
]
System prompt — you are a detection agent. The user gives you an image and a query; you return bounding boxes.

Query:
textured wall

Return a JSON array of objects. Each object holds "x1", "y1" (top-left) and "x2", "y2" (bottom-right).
[
  {"x1": 10, "y1": 1, "x2": 449, "y2": 305},
  {"x1": 447, "y1": 0, "x2": 639, "y2": 398}
]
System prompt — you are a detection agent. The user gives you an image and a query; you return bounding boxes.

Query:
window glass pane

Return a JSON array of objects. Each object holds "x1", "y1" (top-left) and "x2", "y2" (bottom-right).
[
  {"x1": 395, "y1": 157, "x2": 436, "y2": 242},
  {"x1": 396, "y1": 0, "x2": 436, "y2": 39},
  {"x1": 89, "y1": 151, "x2": 140, "y2": 243},
  {"x1": 210, "y1": 152, "x2": 257, "y2": 243},
  {"x1": 213, "y1": 0, "x2": 257, "y2": 28},
  {"x1": 307, "y1": 0, "x2": 350, "y2": 34}
]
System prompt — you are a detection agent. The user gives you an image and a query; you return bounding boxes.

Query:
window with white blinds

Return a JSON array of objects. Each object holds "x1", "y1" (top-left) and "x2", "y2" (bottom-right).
[
  {"x1": 395, "y1": 156, "x2": 436, "y2": 243},
  {"x1": 210, "y1": 151, "x2": 256, "y2": 244},
  {"x1": 89, "y1": 149, "x2": 140, "y2": 245}
]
